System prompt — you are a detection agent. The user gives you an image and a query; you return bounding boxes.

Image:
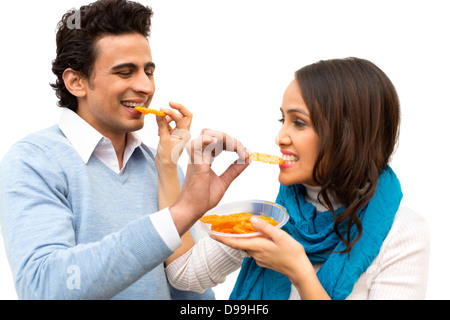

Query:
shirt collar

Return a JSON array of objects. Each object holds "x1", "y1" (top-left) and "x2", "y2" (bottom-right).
[{"x1": 58, "y1": 108, "x2": 143, "y2": 164}]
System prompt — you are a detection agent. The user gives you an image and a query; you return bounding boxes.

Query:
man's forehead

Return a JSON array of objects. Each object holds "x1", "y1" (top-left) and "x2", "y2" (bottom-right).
[{"x1": 95, "y1": 33, "x2": 152, "y2": 67}]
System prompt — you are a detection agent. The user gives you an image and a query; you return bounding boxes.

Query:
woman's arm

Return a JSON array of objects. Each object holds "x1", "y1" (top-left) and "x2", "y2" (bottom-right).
[
  {"x1": 153, "y1": 102, "x2": 196, "y2": 266},
  {"x1": 364, "y1": 208, "x2": 430, "y2": 299},
  {"x1": 214, "y1": 216, "x2": 331, "y2": 300},
  {"x1": 165, "y1": 236, "x2": 243, "y2": 292}
]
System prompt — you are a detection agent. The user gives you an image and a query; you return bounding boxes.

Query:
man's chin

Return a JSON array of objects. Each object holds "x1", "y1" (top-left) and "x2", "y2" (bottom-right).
[{"x1": 121, "y1": 118, "x2": 145, "y2": 133}]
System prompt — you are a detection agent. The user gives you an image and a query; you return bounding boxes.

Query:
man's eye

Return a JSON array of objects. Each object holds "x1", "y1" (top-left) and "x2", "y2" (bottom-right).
[{"x1": 117, "y1": 71, "x2": 132, "y2": 77}]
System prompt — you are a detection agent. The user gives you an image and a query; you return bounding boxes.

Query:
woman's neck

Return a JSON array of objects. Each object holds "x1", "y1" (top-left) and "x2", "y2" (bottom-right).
[{"x1": 303, "y1": 184, "x2": 342, "y2": 212}]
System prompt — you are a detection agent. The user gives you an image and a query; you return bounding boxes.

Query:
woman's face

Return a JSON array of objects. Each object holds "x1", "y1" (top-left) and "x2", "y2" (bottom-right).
[{"x1": 276, "y1": 79, "x2": 320, "y2": 186}]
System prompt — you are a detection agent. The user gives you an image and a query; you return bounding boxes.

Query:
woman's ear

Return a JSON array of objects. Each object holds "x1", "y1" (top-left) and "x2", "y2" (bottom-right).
[{"x1": 62, "y1": 68, "x2": 87, "y2": 98}]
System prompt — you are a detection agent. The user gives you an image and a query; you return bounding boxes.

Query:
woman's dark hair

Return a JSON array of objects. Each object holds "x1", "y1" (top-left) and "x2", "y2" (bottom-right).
[
  {"x1": 295, "y1": 57, "x2": 401, "y2": 254},
  {"x1": 50, "y1": 0, "x2": 153, "y2": 112}
]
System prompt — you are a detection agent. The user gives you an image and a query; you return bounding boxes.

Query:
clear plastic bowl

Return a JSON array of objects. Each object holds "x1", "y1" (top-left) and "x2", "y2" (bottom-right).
[{"x1": 198, "y1": 200, "x2": 289, "y2": 238}]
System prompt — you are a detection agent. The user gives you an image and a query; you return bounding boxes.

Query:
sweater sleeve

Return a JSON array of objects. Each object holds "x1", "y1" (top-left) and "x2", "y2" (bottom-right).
[
  {"x1": 365, "y1": 207, "x2": 430, "y2": 299},
  {"x1": 0, "y1": 142, "x2": 174, "y2": 299},
  {"x1": 165, "y1": 236, "x2": 243, "y2": 292}
]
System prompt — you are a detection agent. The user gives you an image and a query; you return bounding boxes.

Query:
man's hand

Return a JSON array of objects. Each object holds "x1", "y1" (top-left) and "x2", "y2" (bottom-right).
[{"x1": 169, "y1": 129, "x2": 250, "y2": 235}]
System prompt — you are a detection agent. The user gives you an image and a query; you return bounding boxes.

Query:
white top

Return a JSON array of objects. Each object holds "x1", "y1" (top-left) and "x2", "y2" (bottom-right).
[
  {"x1": 165, "y1": 185, "x2": 430, "y2": 299},
  {"x1": 58, "y1": 108, "x2": 182, "y2": 252}
]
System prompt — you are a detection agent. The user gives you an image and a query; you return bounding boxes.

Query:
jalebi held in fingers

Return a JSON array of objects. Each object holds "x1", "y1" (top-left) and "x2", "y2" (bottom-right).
[
  {"x1": 135, "y1": 106, "x2": 167, "y2": 117},
  {"x1": 249, "y1": 152, "x2": 284, "y2": 165}
]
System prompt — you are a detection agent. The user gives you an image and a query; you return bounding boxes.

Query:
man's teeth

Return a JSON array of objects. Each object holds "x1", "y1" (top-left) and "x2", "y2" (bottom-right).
[
  {"x1": 282, "y1": 154, "x2": 299, "y2": 164},
  {"x1": 122, "y1": 102, "x2": 143, "y2": 107}
]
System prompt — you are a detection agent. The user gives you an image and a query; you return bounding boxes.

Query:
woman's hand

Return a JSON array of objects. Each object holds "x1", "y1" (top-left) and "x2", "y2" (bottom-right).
[
  {"x1": 154, "y1": 102, "x2": 194, "y2": 266},
  {"x1": 155, "y1": 101, "x2": 192, "y2": 169},
  {"x1": 214, "y1": 217, "x2": 306, "y2": 278},
  {"x1": 213, "y1": 217, "x2": 331, "y2": 300}
]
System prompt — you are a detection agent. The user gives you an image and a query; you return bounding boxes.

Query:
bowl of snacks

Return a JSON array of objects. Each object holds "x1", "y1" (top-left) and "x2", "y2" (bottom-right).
[{"x1": 198, "y1": 200, "x2": 289, "y2": 237}]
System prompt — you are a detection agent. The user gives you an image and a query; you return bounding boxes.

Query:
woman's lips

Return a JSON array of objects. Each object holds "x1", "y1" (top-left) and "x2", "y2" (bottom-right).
[{"x1": 279, "y1": 150, "x2": 299, "y2": 169}]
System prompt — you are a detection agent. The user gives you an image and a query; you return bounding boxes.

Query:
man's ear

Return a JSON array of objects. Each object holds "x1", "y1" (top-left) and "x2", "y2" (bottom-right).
[{"x1": 62, "y1": 68, "x2": 87, "y2": 98}]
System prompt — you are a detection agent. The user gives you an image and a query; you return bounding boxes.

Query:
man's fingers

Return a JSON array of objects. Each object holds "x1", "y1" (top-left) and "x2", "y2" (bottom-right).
[
  {"x1": 186, "y1": 134, "x2": 217, "y2": 164},
  {"x1": 199, "y1": 129, "x2": 249, "y2": 161},
  {"x1": 219, "y1": 158, "x2": 250, "y2": 191}
]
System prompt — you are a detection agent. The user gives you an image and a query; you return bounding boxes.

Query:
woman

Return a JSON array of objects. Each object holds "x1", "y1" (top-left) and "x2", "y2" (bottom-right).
[{"x1": 165, "y1": 57, "x2": 430, "y2": 300}]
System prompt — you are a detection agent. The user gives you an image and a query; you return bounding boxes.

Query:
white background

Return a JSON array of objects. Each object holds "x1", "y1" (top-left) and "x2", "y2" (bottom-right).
[{"x1": 0, "y1": 0, "x2": 449, "y2": 300}]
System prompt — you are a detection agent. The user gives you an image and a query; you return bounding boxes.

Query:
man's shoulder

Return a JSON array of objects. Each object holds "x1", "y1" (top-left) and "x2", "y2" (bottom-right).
[
  {"x1": 3, "y1": 125, "x2": 72, "y2": 164},
  {"x1": 13, "y1": 125, "x2": 71, "y2": 152},
  {"x1": 21, "y1": 124, "x2": 66, "y2": 144}
]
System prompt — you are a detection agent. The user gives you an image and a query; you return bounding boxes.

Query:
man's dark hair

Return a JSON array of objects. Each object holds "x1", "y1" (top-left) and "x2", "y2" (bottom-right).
[{"x1": 50, "y1": 0, "x2": 153, "y2": 112}]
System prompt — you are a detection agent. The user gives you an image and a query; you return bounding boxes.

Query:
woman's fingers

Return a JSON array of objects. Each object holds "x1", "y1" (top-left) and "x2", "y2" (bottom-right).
[
  {"x1": 161, "y1": 101, "x2": 193, "y2": 131},
  {"x1": 249, "y1": 217, "x2": 277, "y2": 238}
]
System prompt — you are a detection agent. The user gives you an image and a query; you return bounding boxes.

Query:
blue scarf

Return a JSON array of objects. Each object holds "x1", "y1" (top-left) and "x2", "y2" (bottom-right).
[{"x1": 230, "y1": 166, "x2": 402, "y2": 300}]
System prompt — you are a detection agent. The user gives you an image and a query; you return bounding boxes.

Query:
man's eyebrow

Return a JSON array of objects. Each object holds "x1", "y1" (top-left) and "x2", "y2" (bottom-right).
[
  {"x1": 145, "y1": 62, "x2": 156, "y2": 69},
  {"x1": 111, "y1": 62, "x2": 156, "y2": 71},
  {"x1": 280, "y1": 107, "x2": 310, "y2": 117}
]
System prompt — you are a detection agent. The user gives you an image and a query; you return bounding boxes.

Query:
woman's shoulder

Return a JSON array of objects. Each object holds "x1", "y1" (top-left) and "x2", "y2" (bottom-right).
[
  {"x1": 391, "y1": 207, "x2": 429, "y2": 237},
  {"x1": 350, "y1": 207, "x2": 430, "y2": 299},
  {"x1": 381, "y1": 206, "x2": 430, "y2": 256}
]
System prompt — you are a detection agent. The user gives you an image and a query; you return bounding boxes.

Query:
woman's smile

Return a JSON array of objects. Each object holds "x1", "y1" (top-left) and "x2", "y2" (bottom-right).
[{"x1": 279, "y1": 149, "x2": 299, "y2": 169}]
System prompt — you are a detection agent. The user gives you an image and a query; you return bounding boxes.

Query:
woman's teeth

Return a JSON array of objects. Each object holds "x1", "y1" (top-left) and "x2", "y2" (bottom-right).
[
  {"x1": 282, "y1": 154, "x2": 299, "y2": 164},
  {"x1": 122, "y1": 102, "x2": 143, "y2": 108}
]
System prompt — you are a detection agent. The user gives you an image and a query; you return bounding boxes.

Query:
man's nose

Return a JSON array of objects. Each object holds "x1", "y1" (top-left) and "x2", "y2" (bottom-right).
[{"x1": 133, "y1": 70, "x2": 155, "y2": 96}]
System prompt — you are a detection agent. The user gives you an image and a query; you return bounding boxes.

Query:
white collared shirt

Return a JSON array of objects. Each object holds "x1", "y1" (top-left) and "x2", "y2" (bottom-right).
[
  {"x1": 58, "y1": 107, "x2": 181, "y2": 251},
  {"x1": 58, "y1": 107, "x2": 141, "y2": 175}
]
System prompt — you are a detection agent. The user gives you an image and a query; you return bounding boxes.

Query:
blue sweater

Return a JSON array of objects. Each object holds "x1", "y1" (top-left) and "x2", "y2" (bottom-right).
[{"x1": 0, "y1": 125, "x2": 213, "y2": 300}]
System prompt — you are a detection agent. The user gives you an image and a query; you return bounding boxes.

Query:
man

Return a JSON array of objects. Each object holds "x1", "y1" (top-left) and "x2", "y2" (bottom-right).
[{"x1": 0, "y1": 0, "x2": 248, "y2": 299}]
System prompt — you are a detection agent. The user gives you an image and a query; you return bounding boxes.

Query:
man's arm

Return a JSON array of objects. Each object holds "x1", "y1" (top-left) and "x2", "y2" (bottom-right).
[
  {"x1": 0, "y1": 142, "x2": 172, "y2": 299},
  {"x1": 0, "y1": 129, "x2": 248, "y2": 299},
  {"x1": 170, "y1": 129, "x2": 250, "y2": 235}
]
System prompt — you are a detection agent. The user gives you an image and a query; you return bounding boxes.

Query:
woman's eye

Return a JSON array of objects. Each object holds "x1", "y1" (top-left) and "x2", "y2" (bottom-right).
[
  {"x1": 294, "y1": 119, "x2": 306, "y2": 128},
  {"x1": 278, "y1": 117, "x2": 305, "y2": 128}
]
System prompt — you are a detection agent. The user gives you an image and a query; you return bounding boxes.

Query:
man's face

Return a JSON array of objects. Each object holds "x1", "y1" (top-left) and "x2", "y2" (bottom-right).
[{"x1": 77, "y1": 33, "x2": 155, "y2": 139}]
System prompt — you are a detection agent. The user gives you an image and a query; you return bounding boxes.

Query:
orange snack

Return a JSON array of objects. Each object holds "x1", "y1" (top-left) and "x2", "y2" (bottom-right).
[
  {"x1": 250, "y1": 152, "x2": 284, "y2": 165},
  {"x1": 200, "y1": 212, "x2": 278, "y2": 234},
  {"x1": 135, "y1": 106, "x2": 167, "y2": 117}
]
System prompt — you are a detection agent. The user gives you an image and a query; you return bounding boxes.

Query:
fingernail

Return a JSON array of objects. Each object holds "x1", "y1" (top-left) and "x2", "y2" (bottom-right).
[{"x1": 250, "y1": 216, "x2": 259, "y2": 224}]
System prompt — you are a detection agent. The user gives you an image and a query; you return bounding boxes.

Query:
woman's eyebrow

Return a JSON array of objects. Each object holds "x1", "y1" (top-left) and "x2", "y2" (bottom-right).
[{"x1": 280, "y1": 107, "x2": 310, "y2": 117}]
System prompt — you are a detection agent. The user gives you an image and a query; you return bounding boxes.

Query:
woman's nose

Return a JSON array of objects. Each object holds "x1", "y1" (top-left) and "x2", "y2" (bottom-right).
[{"x1": 275, "y1": 127, "x2": 290, "y2": 147}]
